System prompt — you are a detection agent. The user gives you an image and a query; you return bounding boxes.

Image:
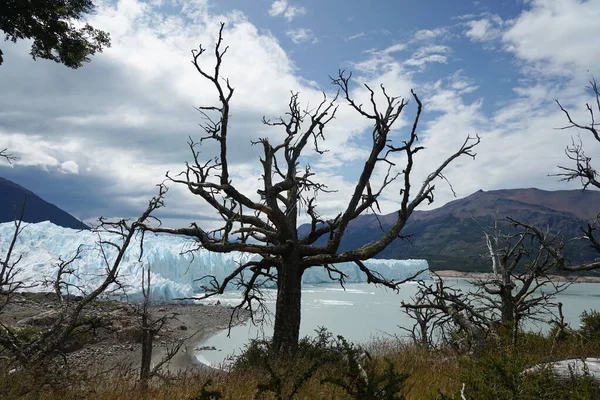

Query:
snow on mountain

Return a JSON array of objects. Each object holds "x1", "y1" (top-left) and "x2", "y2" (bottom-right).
[{"x1": 0, "y1": 221, "x2": 429, "y2": 302}]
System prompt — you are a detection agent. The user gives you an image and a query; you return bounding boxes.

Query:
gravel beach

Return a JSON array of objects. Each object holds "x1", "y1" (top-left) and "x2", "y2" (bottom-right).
[{"x1": 0, "y1": 292, "x2": 249, "y2": 375}]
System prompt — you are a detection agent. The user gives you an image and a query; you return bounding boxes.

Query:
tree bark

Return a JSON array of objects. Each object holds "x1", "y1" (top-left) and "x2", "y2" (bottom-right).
[
  {"x1": 500, "y1": 289, "x2": 515, "y2": 326},
  {"x1": 140, "y1": 313, "x2": 152, "y2": 390},
  {"x1": 272, "y1": 254, "x2": 303, "y2": 355}
]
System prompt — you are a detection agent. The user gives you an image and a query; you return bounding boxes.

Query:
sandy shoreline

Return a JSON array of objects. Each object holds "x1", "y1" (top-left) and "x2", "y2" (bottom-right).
[{"x1": 433, "y1": 269, "x2": 600, "y2": 283}]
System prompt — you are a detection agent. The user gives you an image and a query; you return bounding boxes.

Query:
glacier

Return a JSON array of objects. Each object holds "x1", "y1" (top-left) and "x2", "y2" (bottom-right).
[{"x1": 0, "y1": 221, "x2": 429, "y2": 302}]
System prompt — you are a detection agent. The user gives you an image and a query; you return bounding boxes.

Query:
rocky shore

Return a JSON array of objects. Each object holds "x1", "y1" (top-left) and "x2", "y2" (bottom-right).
[{"x1": 0, "y1": 292, "x2": 249, "y2": 375}]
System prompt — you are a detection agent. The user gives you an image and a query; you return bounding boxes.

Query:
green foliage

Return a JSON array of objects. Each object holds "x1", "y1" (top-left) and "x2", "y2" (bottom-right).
[
  {"x1": 321, "y1": 336, "x2": 408, "y2": 400},
  {"x1": 0, "y1": 0, "x2": 110, "y2": 68},
  {"x1": 232, "y1": 326, "x2": 344, "y2": 372},
  {"x1": 7, "y1": 326, "x2": 41, "y2": 342},
  {"x1": 190, "y1": 379, "x2": 222, "y2": 400},
  {"x1": 579, "y1": 310, "x2": 600, "y2": 341},
  {"x1": 231, "y1": 328, "x2": 410, "y2": 399},
  {"x1": 233, "y1": 327, "x2": 345, "y2": 399},
  {"x1": 453, "y1": 349, "x2": 600, "y2": 400}
]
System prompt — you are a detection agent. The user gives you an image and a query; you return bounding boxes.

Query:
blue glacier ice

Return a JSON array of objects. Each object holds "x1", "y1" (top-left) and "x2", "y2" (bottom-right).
[{"x1": 0, "y1": 221, "x2": 429, "y2": 302}]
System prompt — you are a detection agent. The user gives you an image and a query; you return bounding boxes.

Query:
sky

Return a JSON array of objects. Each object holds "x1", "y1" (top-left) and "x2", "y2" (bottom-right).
[{"x1": 1, "y1": 0, "x2": 600, "y2": 229}]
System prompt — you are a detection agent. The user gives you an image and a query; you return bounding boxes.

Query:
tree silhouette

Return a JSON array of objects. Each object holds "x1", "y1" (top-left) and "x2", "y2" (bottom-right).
[
  {"x1": 143, "y1": 23, "x2": 480, "y2": 355},
  {"x1": 0, "y1": 0, "x2": 110, "y2": 68}
]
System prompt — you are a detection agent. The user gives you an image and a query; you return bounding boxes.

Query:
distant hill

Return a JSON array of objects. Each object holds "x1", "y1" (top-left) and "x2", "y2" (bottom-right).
[
  {"x1": 0, "y1": 177, "x2": 88, "y2": 229},
  {"x1": 300, "y1": 188, "x2": 600, "y2": 272}
]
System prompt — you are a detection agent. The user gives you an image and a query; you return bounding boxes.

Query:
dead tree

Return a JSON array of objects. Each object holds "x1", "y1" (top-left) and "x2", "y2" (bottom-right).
[
  {"x1": 138, "y1": 265, "x2": 187, "y2": 389},
  {"x1": 39, "y1": 245, "x2": 85, "y2": 304},
  {"x1": 473, "y1": 219, "x2": 568, "y2": 344},
  {"x1": 546, "y1": 75, "x2": 600, "y2": 271},
  {"x1": 0, "y1": 199, "x2": 28, "y2": 311},
  {"x1": 139, "y1": 266, "x2": 154, "y2": 389},
  {"x1": 401, "y1": 286, "x2": 446, "y2": 348},
  {"x1": 403, "y1": 221, "x2": 567, "y2": 349},
  {"x1": 0, "y1": 185, "x2": 167, "y2": 368},
  {"x1": 142, "y1": 23, "x2": 480, "y2": 355},
  {"x1": 402, "y1": 277, "x2": 493, "y2": 354}
]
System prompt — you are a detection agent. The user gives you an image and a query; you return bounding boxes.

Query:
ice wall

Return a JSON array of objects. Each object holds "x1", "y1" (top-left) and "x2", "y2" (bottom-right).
[{"x1": 0, "y1": 221, "x2": 429, "y2": 302}]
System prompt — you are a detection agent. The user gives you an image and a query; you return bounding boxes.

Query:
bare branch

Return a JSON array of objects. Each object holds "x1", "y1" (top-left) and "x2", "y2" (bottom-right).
[
  {"x1": 152, "y1": 24, "x2": 481, "y2": 354},
  {"x1": 0, "y1": 148, "x2": 17, "y2": 164}
]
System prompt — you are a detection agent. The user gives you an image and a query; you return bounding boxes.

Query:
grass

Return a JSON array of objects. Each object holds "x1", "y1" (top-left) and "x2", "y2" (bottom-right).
[{"x1": 3, "y1": 320, "x2": 600, "y2": 399}]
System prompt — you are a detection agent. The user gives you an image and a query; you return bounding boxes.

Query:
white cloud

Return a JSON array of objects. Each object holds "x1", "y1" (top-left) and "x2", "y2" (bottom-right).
[
  {"x1": 414, "y1": 45, "x2": 450, "y2": 57},
  {"x1": 2, "y1": 0, "x2": 416, "y2": 227},
  {"x1": 353, "y1": 43, "x2": 407, "y2": 75},
  {"x1": 414, "y1": 27, "x2": 449, "y2": 41},
  {"x1": 284, "y1": 5, "x2": 305, "y2": 21},
  {"x1": 60, "y1": 161, "x2": 79, "y2": 174},
  {"x1": 286, "y1": 28, "x2": 318, "y2": 44},
  {"x1": 502, "y1": 0, "x2": 600, "y2": 77},
  {"x1": 404, "y1": 54, "x2": 447, "y2": 68},
  {"x1": 268, "y1": 0, "x2": 288, "y2": 17},
  {"x1": 347, "y1": 32, "x2": 366, "y2": 41},
  {"x1": 465, "y1": 18, "x2": 501, "y2": 42},
  {"x1": 383, "y1": 44, "x2": 406, "y2": 54},
  {"x1": 268, "y1": 0, "x2": 306, "y2": 22},
  {"x1": 4, "y1": 0, "x2": 600, "y2": 230},
  {"x1": 403, "y1": 45, "x2": 450, "y2": 70}
]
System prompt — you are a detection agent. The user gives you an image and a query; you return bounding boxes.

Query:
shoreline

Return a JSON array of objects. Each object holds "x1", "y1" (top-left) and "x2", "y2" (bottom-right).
[
  {"x1": 432, "y1": 269, "x2": 600, "y2": 283},
  {"x1": 148, "y1": 302, "x2": 249, "y2": 374},
  {"x1": 150, "y1": 307, "x2": 248, "y2": 373},
  {"x1": 0, "y1": 292, "x2": 249, "y2": 376}
]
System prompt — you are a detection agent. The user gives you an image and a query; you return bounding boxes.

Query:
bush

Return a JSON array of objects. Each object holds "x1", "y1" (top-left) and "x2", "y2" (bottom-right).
[
  {"x1": 321, "y1": 336, "x2": 408, "y2": 400},
  {"x1": 231, "y1": 328, "x2": 410, "y2": 399},
  {"x1": 232, "y1": 326, "x2": 344, "y2": 372},
  {"x1": 449, "y1": 349, "x2": 600, "y2": 400},
  {"x1": 190, "y1": 379, "x2": 222, "y2": 400},
  {"x1": 231, "y1": 328, "x2": 346, "y2": 399},
  {"x1": 580, "y1": 310, "x2": 600, "y2": 341}
]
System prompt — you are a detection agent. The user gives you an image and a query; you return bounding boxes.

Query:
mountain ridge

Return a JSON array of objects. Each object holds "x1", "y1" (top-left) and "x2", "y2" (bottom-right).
[
  {"x1": 2, "y1": 178, "x2": 598, "y2": 272},
  {"x1": 301, "y1": 187, "x2": 600, "y2": 272},
  {"x1": 0, "y1": 176, "x2": 89, "y2": 229}
]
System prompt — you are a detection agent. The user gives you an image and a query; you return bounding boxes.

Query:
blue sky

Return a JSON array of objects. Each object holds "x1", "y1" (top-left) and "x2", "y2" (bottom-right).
[{"x1": 1, "y1": 0, "x2": 599, "y2": 228}]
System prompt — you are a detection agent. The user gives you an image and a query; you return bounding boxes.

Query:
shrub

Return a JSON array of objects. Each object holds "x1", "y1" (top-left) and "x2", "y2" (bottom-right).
[
  {"x1": 579, "y1": 310, "x2": 600, "y2": 341},
  {"x1": 321, "y1": 336, "x2": 409, "y2": 400},
  {"x1": 190, "y1": 379, "x2": 222, "y2": 400}
]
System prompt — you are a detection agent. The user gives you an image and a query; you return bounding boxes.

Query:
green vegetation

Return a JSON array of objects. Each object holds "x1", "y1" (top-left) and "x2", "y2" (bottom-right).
[
  {"x1": 0, "y1": 0, "x2": 110, "y2": 68},
  {"x1": 3, "y1": 313, "x2": 600, "y2": 399}
]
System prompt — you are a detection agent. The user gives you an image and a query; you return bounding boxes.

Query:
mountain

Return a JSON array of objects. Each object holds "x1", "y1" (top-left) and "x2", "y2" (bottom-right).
[
  {"x1": 301, "y1": 188, "x2": 600, "y2": 272},
  {"x1": 0, "y1": 177, "x2": 88, "y2": 229}
]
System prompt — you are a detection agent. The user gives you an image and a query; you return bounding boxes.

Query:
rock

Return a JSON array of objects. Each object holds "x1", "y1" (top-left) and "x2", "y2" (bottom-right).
[
  {"x1": 114, "y1": 326, "x2": 143, "y2": 343},
  {"x1": 178, "y1": 324, "x2": 188, "y2": 330},
  {"x1": 524, "y1": 358, "x2": 600, "y2": 381},
  {"x1": 196, "y1": 346, "x2": 217, "y2": 351},
  {"x1": 16, "y1": 310, "x2": 60, "y2": 327}
]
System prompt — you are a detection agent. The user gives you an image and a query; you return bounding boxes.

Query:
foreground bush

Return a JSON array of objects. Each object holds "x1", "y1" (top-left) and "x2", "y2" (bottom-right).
[{"x1": 4, "y1": 318, "x2": 600, "y2": 399}]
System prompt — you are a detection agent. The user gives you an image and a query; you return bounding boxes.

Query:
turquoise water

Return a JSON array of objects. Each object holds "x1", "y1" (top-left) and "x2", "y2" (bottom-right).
[{"x1": 194, "y1": 279, "x2": 600, "y2": 368}]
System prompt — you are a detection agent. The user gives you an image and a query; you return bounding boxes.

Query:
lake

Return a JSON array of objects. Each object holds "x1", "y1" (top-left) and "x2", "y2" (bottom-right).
[{"x1": 195, "y1": 279, "x2": 600, "y2": 368}]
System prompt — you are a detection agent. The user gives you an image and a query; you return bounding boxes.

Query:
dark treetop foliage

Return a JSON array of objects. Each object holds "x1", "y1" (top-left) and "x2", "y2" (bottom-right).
[{"x1": 0, "y1": 0, "x2": 110, "y2": 68}]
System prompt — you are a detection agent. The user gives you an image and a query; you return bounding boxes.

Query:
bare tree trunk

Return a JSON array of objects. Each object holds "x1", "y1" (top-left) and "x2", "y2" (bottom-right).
[
  {"x1": 499, "y1": 287, "x2": 515, "y2": 326},
  {"x1": 272, "y1": 254, "x2": 303, "y2": 355},
  {"x1": 140, "y1": 268, "x2": 152, "y2": 390},
  {"x1": 418, "y1": 316, "x2": 430, "y2": 348}
]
